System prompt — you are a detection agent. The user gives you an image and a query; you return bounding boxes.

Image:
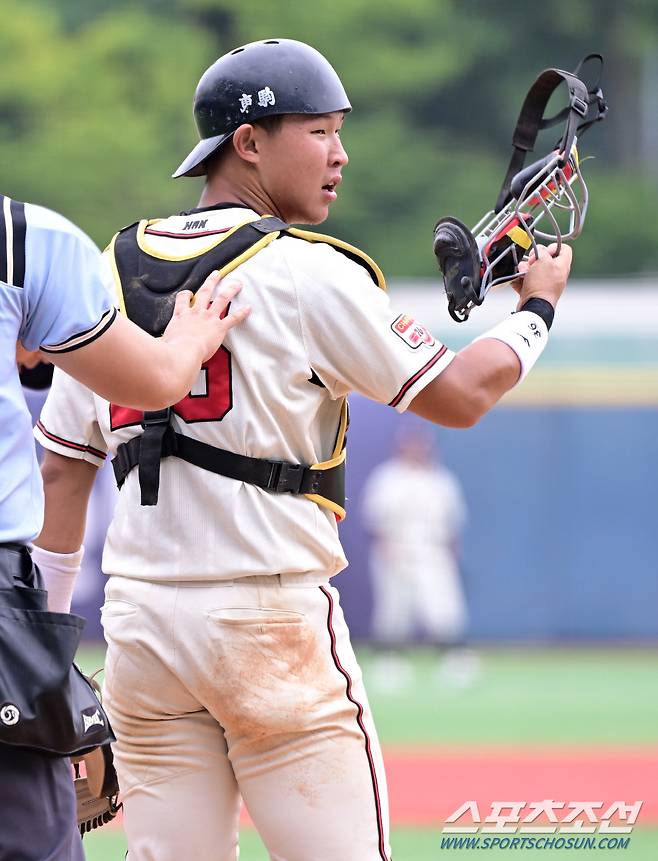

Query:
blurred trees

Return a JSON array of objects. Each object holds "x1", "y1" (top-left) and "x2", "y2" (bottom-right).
[{"x1": 1, "y1": 0, "x2": 656, "y2": 278}]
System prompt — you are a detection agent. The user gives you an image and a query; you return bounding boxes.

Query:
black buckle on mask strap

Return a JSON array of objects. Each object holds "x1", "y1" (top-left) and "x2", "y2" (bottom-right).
[{"x1": 494, "y1": 55, "x2": 608, "y2": 214}]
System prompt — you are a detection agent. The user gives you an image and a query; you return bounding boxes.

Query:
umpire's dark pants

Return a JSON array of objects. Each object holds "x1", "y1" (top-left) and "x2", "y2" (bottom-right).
[{"x1": 0, "y1": 543, "x2": 84, "y2": 861}]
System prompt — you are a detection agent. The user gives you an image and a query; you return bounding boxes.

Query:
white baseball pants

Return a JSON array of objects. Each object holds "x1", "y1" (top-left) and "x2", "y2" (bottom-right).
[
  {"x1": 369, "y1": 544, "x2": 467, "y2": 644},
  {"x1": 101, "y1": 574, "x2": 391, "y2": 861}
]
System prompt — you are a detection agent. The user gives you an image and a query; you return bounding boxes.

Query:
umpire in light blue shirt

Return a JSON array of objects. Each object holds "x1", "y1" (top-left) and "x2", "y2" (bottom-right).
[{"x1": 0, "y1": 194, "x2": 247, "y2": 859}]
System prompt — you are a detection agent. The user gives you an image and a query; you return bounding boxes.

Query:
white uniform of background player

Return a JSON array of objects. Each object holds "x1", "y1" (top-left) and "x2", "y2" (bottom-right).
[
  {"x1": 361, "y1": 430, "x2": 468, "y2": 649},
  {"x1": 36, "y1": 204, "x2": 455, "y2": 861}
]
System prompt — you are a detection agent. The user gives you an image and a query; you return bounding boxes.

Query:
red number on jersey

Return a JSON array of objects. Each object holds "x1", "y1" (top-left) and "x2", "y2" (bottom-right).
[
  {"x1": 175, "y1": 345, "x2": 232, "y2": 422},
  {"x1": 109, "y1": 346, "x2": 232, "y2": 430}
]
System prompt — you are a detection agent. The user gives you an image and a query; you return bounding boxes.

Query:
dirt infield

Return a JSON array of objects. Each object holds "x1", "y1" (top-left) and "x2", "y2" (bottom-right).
[{"x1": 383, "y1": 747, "x2": 658, "y2": 826}]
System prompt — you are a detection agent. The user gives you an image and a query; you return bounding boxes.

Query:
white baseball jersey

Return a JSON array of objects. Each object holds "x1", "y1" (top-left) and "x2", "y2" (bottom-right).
[
  {"x1": 361, "y1": 459, "x2": 468, "y2": 642},
  {"x1": 36, "y1": 205, "x2": 455, "y2": 582},
  {"x1": 361, "y1": 459, "x2": 467, "y2": 548}
]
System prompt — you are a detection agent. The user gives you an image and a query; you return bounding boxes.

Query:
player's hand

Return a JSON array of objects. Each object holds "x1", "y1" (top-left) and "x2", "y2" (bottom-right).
[
  {"x1": 163, "y1": 272, "x2": 251, "y2": 362},
  {"x1": 511, "y1": 243, "x2": 572, "y2": 310}
]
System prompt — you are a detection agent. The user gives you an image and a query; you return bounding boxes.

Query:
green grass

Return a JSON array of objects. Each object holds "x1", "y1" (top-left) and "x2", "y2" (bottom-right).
[
  {"x1": 358, "y1": 647, "x2": 658, "y2": 746},
  {"x1": 82, "y1": 826, "x2": 658, "y2": 860},
  {"x1": 431, "y1": 830, "x2": 658, "y2": 859},
  {"x1": 82, "y1": 829, "x2": 126, "y2": 860}
]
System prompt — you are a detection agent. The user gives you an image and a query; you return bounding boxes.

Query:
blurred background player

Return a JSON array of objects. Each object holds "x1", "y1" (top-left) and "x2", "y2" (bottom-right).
[{"x1": 361, "y1": 427, "x2": 477, "y2": 690}]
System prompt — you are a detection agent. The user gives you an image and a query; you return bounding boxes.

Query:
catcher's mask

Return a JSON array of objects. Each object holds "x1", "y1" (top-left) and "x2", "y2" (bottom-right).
[{"x1": 434, "y1": 55, "x2": 608, "y2": 322}]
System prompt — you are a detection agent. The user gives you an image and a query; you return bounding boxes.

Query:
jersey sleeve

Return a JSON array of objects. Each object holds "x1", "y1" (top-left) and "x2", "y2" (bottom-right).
[
  {"x1": 34, "y1": 367, "x2": 108, "y2": 468},
  {"x1": 288, "y1": 239, "x2": 455, "y2": 412},
  {"x1": 8, "y1": 199, "x2": 117, "y2": 353}
]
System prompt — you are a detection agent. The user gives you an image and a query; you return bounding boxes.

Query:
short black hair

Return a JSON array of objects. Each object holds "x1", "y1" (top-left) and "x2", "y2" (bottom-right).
[
  {"x1": 204, "y1": 114, "x2": 285, "y2": 177},
  {"x1": 254, "y1": 114, "x2": 285, "y2": 134}
]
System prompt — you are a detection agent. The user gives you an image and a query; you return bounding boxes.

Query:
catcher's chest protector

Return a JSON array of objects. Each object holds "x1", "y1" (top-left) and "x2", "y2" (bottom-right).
[{"x1": 108, "y1": 215, "x2": 386, "y2": 519}]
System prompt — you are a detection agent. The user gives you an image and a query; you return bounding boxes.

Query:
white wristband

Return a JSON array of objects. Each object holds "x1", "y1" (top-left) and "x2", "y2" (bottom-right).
[
  {"x1": 30, "y1": 545, "x2": 84, "y2": 613},
  {"x1": 473, "y1": 310, "x2": 549, "y2": 383}
]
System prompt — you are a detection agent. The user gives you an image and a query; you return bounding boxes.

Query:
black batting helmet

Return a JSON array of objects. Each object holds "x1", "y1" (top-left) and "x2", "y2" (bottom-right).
[{"x1": 172, "y1": 38, "x2": 351, "y2": 178}]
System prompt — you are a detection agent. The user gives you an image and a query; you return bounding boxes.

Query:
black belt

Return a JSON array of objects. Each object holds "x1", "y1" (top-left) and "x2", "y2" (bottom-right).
[{"x1": 112, "y1": 413, "x2": 344, "y2": 508}]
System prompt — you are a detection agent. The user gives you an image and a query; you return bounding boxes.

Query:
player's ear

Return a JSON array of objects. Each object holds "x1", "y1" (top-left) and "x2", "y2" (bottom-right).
[{"x1": 232, "y1": 124, "x2": 260, "y2": 164}]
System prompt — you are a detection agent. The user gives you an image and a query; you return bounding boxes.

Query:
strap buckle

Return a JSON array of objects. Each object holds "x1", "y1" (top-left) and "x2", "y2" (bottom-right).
[
  {"x1": 142, "y1": 408, "x2": 171, "y2": 428},
  {"x1": 266, "y1": 461, "x2": 306, "y2": 494},
  {"x1": 571, "y1": 95, "x2": 588, "y2": 117}
]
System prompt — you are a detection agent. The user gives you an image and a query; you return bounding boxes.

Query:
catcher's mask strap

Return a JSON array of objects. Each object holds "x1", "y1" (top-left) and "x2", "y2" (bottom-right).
[
  {"x1": 494, "y1": 55, "x2": 607, "y2": 213},
  {"x1": 539, "y1": 54, "x2": 608, "y2": 138}
]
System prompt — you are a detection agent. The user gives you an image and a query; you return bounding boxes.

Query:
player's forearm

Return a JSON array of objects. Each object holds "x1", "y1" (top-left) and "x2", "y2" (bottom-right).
[
  {"x1": 115, "y1": 332, "x2": 207, "y2": 411},
  {"x1": 154, "y1": 331, "x2": 208, "y2": 406},
  {"x1": 51, "y1": 315, "x2": 206, "y2": 411},
  {"x1": 35, "y1": 452, "x2": 98, "y2": 553},
  {"x1": 50, "y1": 277, "x2": 248, "y2": 411},
  {"x1": 409, "y1": 340, "x2": 520, "y2": 428}
]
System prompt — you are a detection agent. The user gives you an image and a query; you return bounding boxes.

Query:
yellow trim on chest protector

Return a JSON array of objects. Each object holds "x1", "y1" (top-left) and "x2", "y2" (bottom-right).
[
  {"x1": 105, "y1": 233, "x2": 127, "y2": 317},
  {"x1": 305, "y1": 398, "x2": 349, "y2": 520},
  {"x1": 136, "y1": 216, "x2": 260, "y2": 261},
  {"x1": 287, "y1": 227, "x2": 387, "y2": 292}
]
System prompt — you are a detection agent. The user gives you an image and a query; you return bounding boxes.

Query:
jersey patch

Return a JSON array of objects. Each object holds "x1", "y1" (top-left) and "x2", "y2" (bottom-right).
[{"x1": 390, "y1": 314, "x2": 436, "y2": 350}]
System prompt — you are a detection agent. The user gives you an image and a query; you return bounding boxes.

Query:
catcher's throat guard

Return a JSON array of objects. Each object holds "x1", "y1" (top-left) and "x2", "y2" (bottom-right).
[{"x1": 434, "y1": 55, "x2": 607, "y2": 322}]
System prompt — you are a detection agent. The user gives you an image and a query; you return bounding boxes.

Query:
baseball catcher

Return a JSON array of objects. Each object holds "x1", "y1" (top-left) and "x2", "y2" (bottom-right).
[{"x1": 33, "y1": 38, "x2": 577, "y2": 861}]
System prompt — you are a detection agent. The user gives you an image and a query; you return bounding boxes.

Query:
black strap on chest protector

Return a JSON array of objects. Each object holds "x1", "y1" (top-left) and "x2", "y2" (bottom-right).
[
  {"x1": 112, "y1": 422, "x2": 344, "y2": 506},
  {"x1": 494, "y1": 54, "x2": 607, "y2": 214},
  {"x1": 110, "y1": 216, "x2": 347, "y2": 508}
]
